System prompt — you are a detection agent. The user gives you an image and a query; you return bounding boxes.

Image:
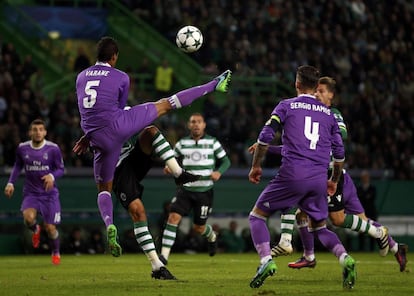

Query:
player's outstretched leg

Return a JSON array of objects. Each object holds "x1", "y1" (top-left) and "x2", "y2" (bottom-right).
[
  {"x1": 249, "y1": 259, "x2": 277, "y2": 288},
  {"x1": 395, "y1": 243, "x2": 408, "y2": 272},
  {"x1": 214, "y1": 70, "x2": 232, "y2": 92},
  {"x1": 107, "y1": 224, "x2": 122, "y2": 257},
  {"x1": 151, "y1": 266, "x2": 177, "y2": 280},
  {"x1": 167, "y1": 70, "x2": 232, "y2": 110},
  {"x1": 342, "y1": 255, "x2": 356, "y2": 289}
]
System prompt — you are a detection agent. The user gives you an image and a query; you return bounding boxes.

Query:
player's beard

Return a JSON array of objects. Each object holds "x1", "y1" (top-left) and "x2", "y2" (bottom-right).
[{"x1": 32, "y1": 138, "x2": 44, "y2": 147}]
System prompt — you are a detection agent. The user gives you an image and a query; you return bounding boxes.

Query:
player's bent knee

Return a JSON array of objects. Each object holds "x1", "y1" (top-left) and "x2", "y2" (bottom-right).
[
  {"x1": 329, "y1": 214, "x2": 345, "y2": 226},
  {"x1": 23, "y1": 210, "x2": 36, "y2": 225}
]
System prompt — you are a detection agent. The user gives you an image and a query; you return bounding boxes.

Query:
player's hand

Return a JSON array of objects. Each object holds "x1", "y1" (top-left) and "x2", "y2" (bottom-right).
[
  {"x1": 4, "y1": 183, "x2": 14, "y2": 198},
  {"x1": 247, "y1": 143, "x2": 258, "y2": 154},
  {"x1": 327, "y1": 180, "x2": 338, "y2": 196},
  {"x1": 249, "y1": 166, "x2": 262, "y2": 184},
  {"x1": 42, "y1": 174, "x2": 55, "y2": 191},
  {"x1": 73, "y1": 135, "x2": 90, "y2": 155},
  {"x1": 210, "y1": 171, "x2": 222, "y2": 182},
  {"x1": 163, "y1": 166, "x2": 172, "y2": 175}
]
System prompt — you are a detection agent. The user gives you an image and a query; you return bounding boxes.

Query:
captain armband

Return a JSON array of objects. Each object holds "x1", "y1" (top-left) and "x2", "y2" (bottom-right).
[{"x1": 265, "y1": 115, "x2": 281, "y2": 132}]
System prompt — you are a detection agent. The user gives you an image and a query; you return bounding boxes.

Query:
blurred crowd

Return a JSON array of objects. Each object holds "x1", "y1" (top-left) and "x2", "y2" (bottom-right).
[
  {"x1": 130, "y1": 0, "x2": 414, "y2": 179},
  {"x1": 1, "y1": 0, "x2": 414, "y2": 179}
]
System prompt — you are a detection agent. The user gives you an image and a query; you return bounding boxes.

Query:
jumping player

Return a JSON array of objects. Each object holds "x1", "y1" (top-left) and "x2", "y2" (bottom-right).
[{"x1": 74, "y1": 36, "x2": 231, "y2": 257}]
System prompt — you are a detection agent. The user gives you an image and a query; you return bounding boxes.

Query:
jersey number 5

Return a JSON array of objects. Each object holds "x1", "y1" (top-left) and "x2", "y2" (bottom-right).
[
  {"x1": 83, "y1": 80, "x2": 100, "y2": 108},
  {"x1": 304, "y1": 116, "x2": 320, "y2": 150}
]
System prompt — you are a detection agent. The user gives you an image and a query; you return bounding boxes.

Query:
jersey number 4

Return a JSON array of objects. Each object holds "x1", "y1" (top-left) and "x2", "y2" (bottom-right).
[
  {"x1": 304, "y1": 116, "x2": 320, "y2": 150},
  {"x1": 83, "y1": 80, "x2": 100, "y2": 108}
]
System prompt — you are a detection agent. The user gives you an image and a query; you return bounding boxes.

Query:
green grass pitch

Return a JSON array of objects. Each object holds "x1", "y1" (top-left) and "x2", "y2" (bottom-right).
[{"x1": 0, "y1": 252, "x2": 412, "y2": 296}]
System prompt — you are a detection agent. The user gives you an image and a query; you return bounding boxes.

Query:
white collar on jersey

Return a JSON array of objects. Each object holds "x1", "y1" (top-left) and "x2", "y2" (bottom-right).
[
  {"x1": 298, "y1": 94, "x2": 317, "y2": 99},
  {"x1": 30, "y1": 139, "x2": 46, "y2": 150},
  {"x1": 95, "y1": 62, "x2": 111, "y2": 67}
]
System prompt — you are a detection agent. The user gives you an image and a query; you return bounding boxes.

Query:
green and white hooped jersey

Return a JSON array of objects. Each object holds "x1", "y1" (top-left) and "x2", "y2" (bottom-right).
[
  {"x1": 175, "y1": 134, "x2": 227, "y2": 192},
  {"x1": 332, "y1": 107, "x2": 347, "y2": 140},
  {"x1": 329, "y1": 107, "x2": 348, "y2": 169}
]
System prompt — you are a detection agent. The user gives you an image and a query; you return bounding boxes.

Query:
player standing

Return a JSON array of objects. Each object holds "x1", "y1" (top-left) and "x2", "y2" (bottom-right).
[
  {"x1": 74, "y1": 36, "x2": 231, "y2": 257},
  {"x1": 4, "y1": 119, "x2": 64, "y2": 265},
  {"x1": 271, "y1": 77, "x2": 406, "y2": 272},
  {"x1": 248, "y1": 66, "x2": 356, "y2": 289},
  {"x1": 160, "y1": 113, "x2": 231, "y2": 264}
]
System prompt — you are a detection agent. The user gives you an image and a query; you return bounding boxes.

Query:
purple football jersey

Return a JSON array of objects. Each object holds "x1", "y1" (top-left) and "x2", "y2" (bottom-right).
[
  {"x1": 261, "y1": 94, "x2": 344, "y2": 179},
  {"x1": 8, "y1": 140, "x2": 64, "y2": 196},
  {"x1": 76, "y1": 62, "x2": 159, "y2": 183},
  {"x1": 76, "y1": 62, "x2": 130, "y2": 135},
  {"x1": 255, "y1": 94, "x2": 345, "y2": 221}
]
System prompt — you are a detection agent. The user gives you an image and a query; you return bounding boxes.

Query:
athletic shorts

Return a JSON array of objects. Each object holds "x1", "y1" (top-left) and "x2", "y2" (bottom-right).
[
  {"x1": 170, "y1": 187, "x2": 214, "y2": 225},
  {"x1": 255, "y1": 174, "x2": 329, "y2": 223},
  {"x1": 21, "y1": 193, "x2": 61, "y2": 225},
  {"x1": 327, "y1": 171, "x2": 364, "y2": 214},
  {"x1": 89, "y1": 103, "x2": 157, "y2": 183},
  {"x1": 113, "y1": 144, "x2": 153, "y2": 210},
  {"x1": 328, "y1": 173, "x2": 345, "y2": 212}
]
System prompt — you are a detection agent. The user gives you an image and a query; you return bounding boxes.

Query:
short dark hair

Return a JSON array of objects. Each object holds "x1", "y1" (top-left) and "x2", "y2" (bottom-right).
[
  {"x1": 296, "y1": 65, "x2": 320, "y2": 90},
  {"x1": 189, "y1": 112, "x2": 204, "y2": 120},
  {"x1": 29, "y1": 119, "x2": 46, "y2": 129},
  {"x1": 96, "y1": 36, "x2": 119, "y2": 62},
  {"x1": 318, "y1": 76, "x2": 336, "y2": 93}
]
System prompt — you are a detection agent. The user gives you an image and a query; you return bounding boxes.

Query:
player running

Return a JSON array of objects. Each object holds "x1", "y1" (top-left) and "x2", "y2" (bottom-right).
[
  {"x1": 262, "y1": 77, "x2": 407, "y2": 272},
  {"x1": 4, "y1": 119, "x2": 64, "y2": 265},
  {"x1": 247, "y1": 66, "x2": 355, "y2": 289}
]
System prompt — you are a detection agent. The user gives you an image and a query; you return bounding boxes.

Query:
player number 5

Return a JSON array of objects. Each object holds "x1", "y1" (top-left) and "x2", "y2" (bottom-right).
[{"x1": 83, "y1": 80, "x2": 100, "y2": 108}]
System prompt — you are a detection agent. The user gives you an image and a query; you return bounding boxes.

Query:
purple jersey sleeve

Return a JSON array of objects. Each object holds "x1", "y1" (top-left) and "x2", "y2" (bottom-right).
[
  {"x1": 267, "y1": 145, "x2": 282, "y2": 155},
  {"x1": 76, "y1": 63, "x2": 130, "y2": 134},
  {"x1": 7, "y1": 147, "x2": 24, "y2": 184},
  {"x1": 331, "y1": 128, "x2": 345, "y2": 161}
]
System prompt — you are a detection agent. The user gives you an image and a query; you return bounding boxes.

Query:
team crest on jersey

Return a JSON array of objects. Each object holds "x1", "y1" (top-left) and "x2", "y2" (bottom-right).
[
  {"x1": 336, "y1": 194, "x2": 342, "y2": 202},
  {"x1": 120, "y1": 192, "x2": 127, "y2": 201},
  {"x1": 191, "y1": 151, "x2": 202, "y2": 161},
  {"x1": 43, "y1": 153, "x2": 48, "y2": 160}
]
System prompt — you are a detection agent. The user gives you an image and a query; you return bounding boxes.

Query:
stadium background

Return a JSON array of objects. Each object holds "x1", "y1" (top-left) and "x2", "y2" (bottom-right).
[{"x1": 0, "y1": 0, "x2": 413, "y2": 254}]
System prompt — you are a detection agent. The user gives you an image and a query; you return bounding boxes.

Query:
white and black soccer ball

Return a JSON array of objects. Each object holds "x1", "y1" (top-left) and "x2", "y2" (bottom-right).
[{"x1": 176, "y1": 25, "x2": 203, "y2": 53}]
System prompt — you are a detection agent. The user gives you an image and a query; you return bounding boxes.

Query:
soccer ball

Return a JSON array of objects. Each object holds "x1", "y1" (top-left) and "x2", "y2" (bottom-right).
[{"x1": 176, "y1": 25, "x2": 203, "y2": 53}]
